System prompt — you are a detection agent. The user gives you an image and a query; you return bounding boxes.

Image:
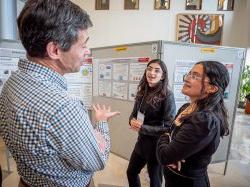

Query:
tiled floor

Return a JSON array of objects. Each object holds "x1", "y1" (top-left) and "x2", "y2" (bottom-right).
[{"x1": 1, "y1": 109, "x2": 250, "y2": 187}]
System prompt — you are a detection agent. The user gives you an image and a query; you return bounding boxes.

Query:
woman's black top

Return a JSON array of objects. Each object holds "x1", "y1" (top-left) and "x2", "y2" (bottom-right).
[
  {"x1": 157, "y1": 103, "x2": 221, "y2": 178},
  {"x1": 129, "y1": 89, "x2": 176, "y2": 156}
]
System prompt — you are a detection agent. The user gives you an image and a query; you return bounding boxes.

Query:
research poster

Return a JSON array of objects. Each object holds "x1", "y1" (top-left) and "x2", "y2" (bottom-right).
[
  {"x1": 96, "y1": 57, "x2": 149, "y2": 101},
  {"x1": 65, "y1": 64, "x2": 93, "y2": 108},
  {"x1": 0, "y1": 48, "x2": 26, "y2": 92}
]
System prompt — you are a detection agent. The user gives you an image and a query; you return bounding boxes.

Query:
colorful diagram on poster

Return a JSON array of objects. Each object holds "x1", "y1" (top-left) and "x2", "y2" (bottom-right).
[{"x1": 176, "y1": 14, "x2": 224, "y2": 45}]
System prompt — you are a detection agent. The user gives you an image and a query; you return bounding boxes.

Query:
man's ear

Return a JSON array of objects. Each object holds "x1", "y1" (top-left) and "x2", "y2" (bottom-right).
[{"x1": 46, "y1": 42, "x2": 60, "y2": 60}]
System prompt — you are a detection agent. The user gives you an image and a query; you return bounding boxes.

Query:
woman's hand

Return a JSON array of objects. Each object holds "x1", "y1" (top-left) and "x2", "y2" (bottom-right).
[
  {"x1": 93, "y1": 104, "x2": 120, "y2": 122},
  {"x1": 130, "y1": 118, "x2": 143, "y2": 132},
  {"x1": 167, "y1": 160, "x2": 185, "y2": 171}
]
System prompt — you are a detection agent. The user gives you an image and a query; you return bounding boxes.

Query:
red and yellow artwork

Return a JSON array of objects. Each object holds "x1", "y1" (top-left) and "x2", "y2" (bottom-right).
[{"x1": 176, "y1": 14, "x2": 224, "y2": 45}]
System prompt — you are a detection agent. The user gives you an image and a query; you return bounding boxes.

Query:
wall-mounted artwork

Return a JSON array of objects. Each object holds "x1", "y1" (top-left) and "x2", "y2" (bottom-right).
[
  {"x1": 176, "y1": 14, "x2": 224, "y2": 45},
  {"x1": 95, "y1": 0, "x2": 109, "y2": 10},
  {"x1": 154, "y1": 0, "x2": 170, "y2": 10},
  {"x1": 124, "y1": 0, "x2": 139, "y2": 10},
  {"x1": 218, "y1": 0, "x2": 234, "y2": 11},
  {"x1": 185, "y1": 0, "x2": 202, "y2": 10}
]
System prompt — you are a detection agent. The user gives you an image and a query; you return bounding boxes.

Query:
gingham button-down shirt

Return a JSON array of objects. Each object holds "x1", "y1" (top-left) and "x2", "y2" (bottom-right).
[{"x1": 0, "y1": 59, "x2": 110, "y2": 187}]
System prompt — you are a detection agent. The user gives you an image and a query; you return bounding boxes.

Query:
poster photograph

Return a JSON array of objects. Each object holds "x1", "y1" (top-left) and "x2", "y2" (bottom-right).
[
  {"x1": 124, "y1": 0, "x2": 139, "y2": 10},
  {"x1": 95, "y1": 0, "x2": 109, "y2": 10},
  {"x1": 185, "y1": 0, "x2": 202, "y2": 10},
  {"x1": 218, "y1": 0, "x2": 234, "y2": 11},
  {"x1": 154, "y1": 0, "x2": 170, "y2": 10}
]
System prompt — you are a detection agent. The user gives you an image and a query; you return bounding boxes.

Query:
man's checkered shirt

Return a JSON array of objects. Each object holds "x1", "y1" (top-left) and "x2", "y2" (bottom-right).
[{"x1": 0, "y1": 59, "x2": 110, "y2": 187}]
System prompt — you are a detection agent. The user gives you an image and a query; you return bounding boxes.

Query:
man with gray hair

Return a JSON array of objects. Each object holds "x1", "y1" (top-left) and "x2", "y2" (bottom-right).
[{"x1": 0, "y1": 0, "x2": 119, "y2": 186}]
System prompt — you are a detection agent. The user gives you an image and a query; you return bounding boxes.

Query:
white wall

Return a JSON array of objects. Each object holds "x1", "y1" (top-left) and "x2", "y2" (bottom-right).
[
  {"x1": 245, "y1": 0, "x2": 250, "y2": 65},
  {"x1": 72, "y1": 0, "x2": 250, "y2": 48},
  {"x1": 246, "y1": 48, "x2": 250, "y2": 65},
  {"x1": 16, "y1": 0, "x2": 24, "y2": 18},
  {"x1": 247, "y1": 1, "x2": 250, "y2": 48}
]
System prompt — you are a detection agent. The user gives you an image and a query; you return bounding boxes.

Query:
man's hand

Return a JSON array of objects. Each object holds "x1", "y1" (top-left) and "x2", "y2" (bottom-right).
[{"x1": 93, "y1": 104, "x2": 120, "y2": 122}]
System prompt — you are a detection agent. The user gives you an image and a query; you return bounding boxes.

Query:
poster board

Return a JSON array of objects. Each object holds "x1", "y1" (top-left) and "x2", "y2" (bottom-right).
[{"x1": 92, "y1": 41, "x2": 246, "y2": 166}]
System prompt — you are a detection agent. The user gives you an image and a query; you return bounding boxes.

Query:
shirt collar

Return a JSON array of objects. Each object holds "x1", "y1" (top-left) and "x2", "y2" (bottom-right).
[{"x1": 18, "y1": 58, "x2": 67, "y2": 90}]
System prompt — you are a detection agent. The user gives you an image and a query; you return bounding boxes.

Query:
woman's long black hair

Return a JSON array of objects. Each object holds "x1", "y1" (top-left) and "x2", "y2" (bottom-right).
[
  {"x1": 183, "y1": 61, "x2": 230, "y2": 137},
  {"x1": 135, "y1": 59, "x2": 170, "y2": 108}
]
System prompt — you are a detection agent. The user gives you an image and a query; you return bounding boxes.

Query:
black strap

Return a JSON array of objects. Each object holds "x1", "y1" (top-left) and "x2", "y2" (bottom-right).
[{"x1": 138, "y1": 86, "x2": 148, "y2": 113}]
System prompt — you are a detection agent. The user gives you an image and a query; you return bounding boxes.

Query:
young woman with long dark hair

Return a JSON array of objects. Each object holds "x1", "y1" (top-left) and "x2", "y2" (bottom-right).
[
  {"x1": 157, "y1": 61, "x2": 230, "y2": 187},
  {"x1": 127, "y1": 59, "x2": 176, "y2": 187}
]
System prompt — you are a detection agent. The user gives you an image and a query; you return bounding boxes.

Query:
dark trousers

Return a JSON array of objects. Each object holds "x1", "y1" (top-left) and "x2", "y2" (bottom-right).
[
  {"x1": 127, "y1": 150, "x2": 162, "y2": 187},
  {"x1": 164, "y1": 167, "x2": 210, "y2": 187}
]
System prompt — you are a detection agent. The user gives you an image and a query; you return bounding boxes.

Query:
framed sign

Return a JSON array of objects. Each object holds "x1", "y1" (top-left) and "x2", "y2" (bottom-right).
[
  {"x1": 154, "y1": 0, "x2": 170, "y2": 10},
  {"x1": 95, "y1": 0, "x2": 109, "y2": 10},
  {"x1": 218, "y1": 0, "x2": 234, "y2": 11},
  {"x1": 185, "y1": 0, "x2": 202, "y2": 10},
  {"x1": 124, "y1": 0, "x2": 139, "y2": 10}
]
